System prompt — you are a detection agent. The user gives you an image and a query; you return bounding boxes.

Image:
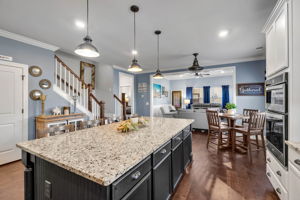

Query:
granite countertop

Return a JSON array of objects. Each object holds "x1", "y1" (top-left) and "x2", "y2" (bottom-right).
[
  {"x1": 286, "y1": 141, "x2": 300, "y2": 152},
  {"x1": 17, "y1": 117, "x2": 194, "y2": 186}
]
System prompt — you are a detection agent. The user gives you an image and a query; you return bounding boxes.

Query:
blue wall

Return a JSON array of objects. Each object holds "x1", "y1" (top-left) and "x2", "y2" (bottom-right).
[
  {"x1": 135, "y1": 60, "x2": 266, "y2": 116},
  {"x1": 0, "y1": 36, "x2": 71, "y2": 139}
]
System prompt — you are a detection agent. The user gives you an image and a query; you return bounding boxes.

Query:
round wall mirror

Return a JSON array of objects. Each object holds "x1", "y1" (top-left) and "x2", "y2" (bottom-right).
[
  {"x1": 39, "y1": 79, "x2": 51, "y2": 89},
  {"x1": 30, "y1": 90, "x2": 43, "y2": 100},
  {"x1": 29, "y1": 66, "x2": 42, "y2": 77}
]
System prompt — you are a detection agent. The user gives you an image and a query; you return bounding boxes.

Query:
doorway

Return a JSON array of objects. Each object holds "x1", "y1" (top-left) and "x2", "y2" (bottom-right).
[
  {"x1": 0, "y1": 61, "x2": 28, "y2": 165},
  {"x1": 118, "y1": 72, "x2": 135, "y2": 116},
  {"x1": 172, "y1": 91, "x2": 182, "y2": 109}
]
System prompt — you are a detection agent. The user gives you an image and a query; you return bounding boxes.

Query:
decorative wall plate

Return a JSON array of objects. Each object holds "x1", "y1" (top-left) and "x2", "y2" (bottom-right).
[
  {"x1": 29, "y1": 66, "x2": 42, "y2": 77},
  {"x1": 30, "y1": 90, "x2": 43, "y2": 100},
  {"x1": 39, "y1": 79, "x2": 51, "y2": 89}
]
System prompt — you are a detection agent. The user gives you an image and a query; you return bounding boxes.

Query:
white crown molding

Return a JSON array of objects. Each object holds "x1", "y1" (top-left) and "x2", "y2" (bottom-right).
[
  {"x1": 0, "y1": 29, "x2": 59, "y2": 51},
  {"x1": 135, "y1": 56, "x2": 265, "y2": 74},
  {"x1": 262, "y1": 0, "x2": 287, "y2": 33}
]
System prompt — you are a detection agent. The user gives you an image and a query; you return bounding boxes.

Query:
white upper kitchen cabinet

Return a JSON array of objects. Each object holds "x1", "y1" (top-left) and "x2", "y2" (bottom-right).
[{"x1": 264, "y1": 2, "x2": 289, "y2": 76}]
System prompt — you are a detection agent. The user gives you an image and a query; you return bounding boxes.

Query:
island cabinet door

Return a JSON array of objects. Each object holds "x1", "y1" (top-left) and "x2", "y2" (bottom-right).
[
  {"x1": 152, "y1": 153, "x2": 172, "y2": 200},
  {"x1": 121, "y1": 172, "x2": 152, "y2": 200},
  {"x1": 183, "y1": 133, "x2": 192, "y2": 169},
  {"x1": 171, "y1": 142, "x2": 183, "y2": 190}
]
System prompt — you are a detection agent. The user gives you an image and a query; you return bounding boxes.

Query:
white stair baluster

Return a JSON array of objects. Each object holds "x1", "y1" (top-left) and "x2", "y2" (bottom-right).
[
  {"x1": 64, "y1": 67, "x2": 67, "y2": 93},
  {"x1": 68, "y1": 71, "x2": 71, "y2": 95},
  {"x1": 55, "y1": 58, "x2": 57, "y2": 85},
  {"x1": 83, "y1": 85, "x2": 86, "y2": 109},
  {"x1": 59, "y1": 63, "x2": 62, "y2": 89},
  {"x1": 80, "y1": 82, "x2": 82, "y2": 106},
  {"x1": 72, "y1": 74, "x2": 75, "y2": 96}
]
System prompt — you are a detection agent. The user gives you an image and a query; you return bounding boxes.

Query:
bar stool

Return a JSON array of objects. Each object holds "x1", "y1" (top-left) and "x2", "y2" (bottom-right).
[
  {"x1": 233, "y1": 112, "x2": 266, "y2": 163},
  {"x1": 206, "y1": 110, "x2": 230, "y2": 152}
]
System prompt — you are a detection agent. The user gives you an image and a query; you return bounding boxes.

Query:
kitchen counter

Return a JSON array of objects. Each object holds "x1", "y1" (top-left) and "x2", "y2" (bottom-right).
[
  {"x1": 286, "y1": 141, "x2": 300, "y2": 152},
  {"x1": 17, "y1": 117, "x2": 193, "y2": 186}
]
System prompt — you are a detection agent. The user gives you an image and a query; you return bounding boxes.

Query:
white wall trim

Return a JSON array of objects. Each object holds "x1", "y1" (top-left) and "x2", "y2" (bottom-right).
[
  {"x1": 0, "y1": 29, "x2": 59, "y2": 51},
  {"x1": 0, "y1": 60, "x2": 28, "y2": 141}
]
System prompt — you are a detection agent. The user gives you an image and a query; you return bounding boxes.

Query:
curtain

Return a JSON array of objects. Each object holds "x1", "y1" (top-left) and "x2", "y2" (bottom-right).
[
  {"x1": 203, "y1": 86, "x2": 210, "y2": 103},
  {"x1": 222, "y1": 85, "x2": 230, "y2": 108},
  {"x1": 186, "y1": 87, "x2": 193, "y2": 109}
]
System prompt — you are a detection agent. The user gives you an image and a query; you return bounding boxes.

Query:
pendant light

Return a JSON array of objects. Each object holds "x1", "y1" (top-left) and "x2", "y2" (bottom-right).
[
  {"x1": 74, "y1": 0, "x2": 99, "y2": 58},
  {"x1": 188, "y1": 53, "x2": 204, "y2": 72},
  {"x1": 153, "y1": 30, "x2": 164, "y2": 79},
  {"x1": 128, "y1": 5, "x2": 143, "y2": 72}
]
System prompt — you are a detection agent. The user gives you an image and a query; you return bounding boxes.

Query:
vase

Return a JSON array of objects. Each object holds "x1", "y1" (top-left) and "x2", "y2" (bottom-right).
[{"x1": 227, "y1": 109, "x2": 236, "y2": 115}]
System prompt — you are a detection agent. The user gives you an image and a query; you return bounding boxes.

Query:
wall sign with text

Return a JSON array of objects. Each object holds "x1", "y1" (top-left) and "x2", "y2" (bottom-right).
[{"x1": 237, "y1": 83, "x2": 265, "y2": 96}]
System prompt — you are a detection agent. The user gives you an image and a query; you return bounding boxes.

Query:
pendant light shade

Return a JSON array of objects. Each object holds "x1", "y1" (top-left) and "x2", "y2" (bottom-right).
[
  {"x1": 128, "y1": 59, "x2": 143, "y2": 72},
  {"x1": 153, "y1": 30, "x2": 163, "y2": 79},
  {"x1": 75, "y1": 0, "x2": 99, "y2": 58},
  {"x1": 128, "y1": 5, "x2": 143, "y2": 72},
  {"x1": 188, "y1": 53, "x2": 204, "y2": 72}
]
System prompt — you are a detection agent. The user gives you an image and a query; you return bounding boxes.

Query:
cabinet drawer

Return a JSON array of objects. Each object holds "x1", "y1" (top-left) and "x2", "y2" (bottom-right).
[
  {"x1": 266, "y1": 164, "x2": 288, "y2": 200},
  {"x1": 172, "y1": 132, "x2": 183, "y2": 149},
  {"x1": 153, "y1": 141, "x2": 171, "y2": 167},
  {"x1": 183, "y1": 127, "x2": 192, "y2": 139},
  {"x1": 112, "y1": 156, "x2": 151, "y2": 200},
  {"x1": 266, "y1": 150, "x2": 288, "y2": 188},
  {"x1": 289, "y1": 147, "x2": 300, "y2": 172}
]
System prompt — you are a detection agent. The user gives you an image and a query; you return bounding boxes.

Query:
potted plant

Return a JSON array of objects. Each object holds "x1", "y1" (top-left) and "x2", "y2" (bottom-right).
[{"x1": 225, "y1": 103, "x2": 237, "y2": 115}]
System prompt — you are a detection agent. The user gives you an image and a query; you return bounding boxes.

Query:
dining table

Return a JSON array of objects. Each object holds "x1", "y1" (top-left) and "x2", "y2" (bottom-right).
[{"x1": 218, "y1": 113, "x2": 249, "y2": 152}]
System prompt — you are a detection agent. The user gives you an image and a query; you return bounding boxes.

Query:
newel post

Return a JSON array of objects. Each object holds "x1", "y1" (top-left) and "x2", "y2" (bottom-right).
[
  {"x1": 87, "y1": 84, "x2": 92, "y2": 112},
  {"x1": 121, "y1": 93, "x2": 127, "y2": 121}
]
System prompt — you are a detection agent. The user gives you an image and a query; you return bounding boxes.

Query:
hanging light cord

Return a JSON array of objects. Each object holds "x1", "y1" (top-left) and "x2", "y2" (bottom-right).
[
  {"x1": 86, "y1": 0, "x2": 89, "y2": 36},
  {"x1": 133, "y1": 11, "x2": 136, "y2": 59},
  {"x1": 157, "y1": 33, "x2": 160, "y2": 71}
]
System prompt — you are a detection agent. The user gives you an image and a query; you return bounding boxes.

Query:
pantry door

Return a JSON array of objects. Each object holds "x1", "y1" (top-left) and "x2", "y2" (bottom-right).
[{"x1": 0, "y1": 63, "x2": 25, "y2": 165}]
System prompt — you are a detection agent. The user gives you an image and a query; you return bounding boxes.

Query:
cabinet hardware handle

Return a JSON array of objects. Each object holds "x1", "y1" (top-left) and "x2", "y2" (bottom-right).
[
  {"x1": 276, "y1": 188, "x2": 281, "y2": 194},
  {"x1": 160, "y1": 149, "x2": 167, "y2": 154},
  {"x1": 267, "y1": 172, "x2": 271, "y2": 177},
  {"x1": 175, "y1": 137, "x2": 181, "y2": 141},
  {"x1": 131, "y1": 171, "x2": 141, "y2": 180},
  {"x1": 276, "y1": 171, "x2": 282, "y2": 176},
  {"x1": 294, "y1": 159, "x2": 300, "y2": 166},
  {"x1": 267, "y1": 158, "x2": 271, "y2": 163}
]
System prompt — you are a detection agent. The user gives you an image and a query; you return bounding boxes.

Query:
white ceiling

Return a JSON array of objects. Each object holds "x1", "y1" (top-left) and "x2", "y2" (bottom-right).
[
  {"x1": 163, "y1": 67, "x2": 234, "y2": 80},
  {"x1": 0, "y1": 0, "x2": 277, "y2": 71}
]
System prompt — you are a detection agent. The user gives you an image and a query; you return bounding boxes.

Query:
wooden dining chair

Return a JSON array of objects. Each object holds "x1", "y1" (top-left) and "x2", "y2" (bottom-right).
[
  {"x1": 233, "y1": 112, "x2": 266, "y2": 163},
  {"x1": 242, "y1": 109, "x2": 259, "y2": 125},
  {"x1": 206, "y1": 110, "x2": 230, "y2": 152}
]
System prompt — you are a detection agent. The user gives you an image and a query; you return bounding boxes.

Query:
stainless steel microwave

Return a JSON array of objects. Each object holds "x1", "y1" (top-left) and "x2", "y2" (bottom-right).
[{"x1": 266, "y1": 72, "x2": 288, "y2": 114}]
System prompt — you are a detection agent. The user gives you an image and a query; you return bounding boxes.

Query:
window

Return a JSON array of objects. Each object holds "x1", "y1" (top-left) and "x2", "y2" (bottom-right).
[
  {"x1": 192, "y1": 88, "x2": 203, "y2": 104},
  {"x1": 210, "y1": 87, "x2": 222, "y2": 104}
]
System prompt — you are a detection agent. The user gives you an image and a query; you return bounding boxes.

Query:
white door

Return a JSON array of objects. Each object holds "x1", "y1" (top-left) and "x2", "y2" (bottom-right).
[{"x1": 0, "y1": 64, "x2": 23, "y2": 165}]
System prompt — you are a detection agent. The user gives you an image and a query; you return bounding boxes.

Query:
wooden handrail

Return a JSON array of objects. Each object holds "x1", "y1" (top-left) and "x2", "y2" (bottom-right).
[
  {"x1": 114, "y1": 93, "x2": 126, "y2": 120},
  {"x1": 55, "y1": 55, "x2": 105, "y2": 122},
  {"x1": 55, "y1": 55, "x2": 87, "y2": 88}
]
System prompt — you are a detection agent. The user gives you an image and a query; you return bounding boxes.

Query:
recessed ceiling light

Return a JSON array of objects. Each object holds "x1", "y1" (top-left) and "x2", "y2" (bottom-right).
[
  {"x1": 75, "y1": 20, "x2": 85, "y2": 29},
  {"x1": 132, "y1": 50, "x2": 138, "y2": 55},
  {"x1": 218, "y1": 30, "x2": 229, "y2": 38}
]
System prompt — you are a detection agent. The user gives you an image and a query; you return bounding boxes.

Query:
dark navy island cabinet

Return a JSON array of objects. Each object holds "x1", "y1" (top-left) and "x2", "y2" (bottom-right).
[{"x1": 22, "y1": 125, "x2": 193, "y2": 200}]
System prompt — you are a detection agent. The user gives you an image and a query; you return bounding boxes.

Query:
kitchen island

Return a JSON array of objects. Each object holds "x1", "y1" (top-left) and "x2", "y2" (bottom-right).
[{"x1": 17, "y1": 117, "x2": 194, "y2": 200}]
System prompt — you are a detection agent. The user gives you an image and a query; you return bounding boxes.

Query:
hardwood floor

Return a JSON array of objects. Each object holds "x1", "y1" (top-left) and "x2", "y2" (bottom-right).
[
  {"x1": 173, "y1": 132, "x2": 279, "y2": 200},
  {"x1": 0, "y1": 132, "x2": 278, "y2": 200},
  {"x1": 0, "y1": 160, "x2": 24, "y2": 200}
]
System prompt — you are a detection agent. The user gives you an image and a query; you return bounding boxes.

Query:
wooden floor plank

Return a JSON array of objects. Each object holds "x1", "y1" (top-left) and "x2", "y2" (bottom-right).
[{"x1": 0, "y1": 132, "x2": 279, "y2": 200}]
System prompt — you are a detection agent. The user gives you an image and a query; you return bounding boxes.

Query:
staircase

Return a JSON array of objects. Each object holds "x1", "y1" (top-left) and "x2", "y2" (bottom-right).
[{"x1": 53, "y1": 55, "x2": 105, "y2": 121}]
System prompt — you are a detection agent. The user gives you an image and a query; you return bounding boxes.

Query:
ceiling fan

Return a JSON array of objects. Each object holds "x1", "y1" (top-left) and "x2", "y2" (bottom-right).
[
  {"x1": 194, "y1": 72, "x2": 210, "y2": 78},
  {"x1": 188, "y1": 53, "x2": 204, "y2": 72}
]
